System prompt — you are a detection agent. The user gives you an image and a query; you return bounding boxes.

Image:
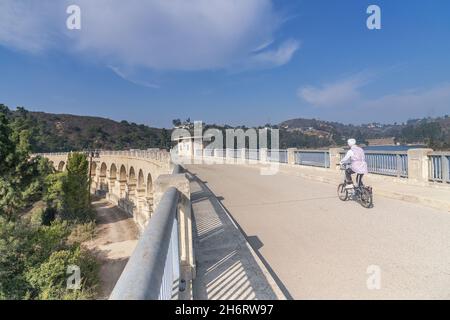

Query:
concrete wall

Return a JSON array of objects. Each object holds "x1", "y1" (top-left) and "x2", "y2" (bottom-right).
[{"x1": 42, "y1": 150, "x2": 172, "y2": 232}]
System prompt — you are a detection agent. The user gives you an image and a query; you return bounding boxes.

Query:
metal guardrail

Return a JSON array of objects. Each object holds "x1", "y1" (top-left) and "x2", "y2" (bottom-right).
[
  {"x1": 267, "y1": 149, "x2": 288, "y2": 163},
  {"x1": 203, "y1": 149, "x2": 214, "y2": 157},
  {"x1": 247, "y1": 149, "x2": 260, "y2": 160},
  {"x1": 429, "y1": 153, "x2": 450, "y2": 183},
  {"x1": 339, "y1": 150, "x2": 408, "y2": 177},
  {"x1": 110, "y1": 187, "x2": 181, "y2": 300},
  {"x1": 214, "y1": 149, "x2": 225, "y2": 158},
  {"x1": 366, "y1": 151, "x2": 408, "y2": 177},
  {"x1": 295, "y1": 150, "x2": 330, "y2": 168},
  {"x1": 227, "y1": 149, "x2": 242, "y2": 159}
]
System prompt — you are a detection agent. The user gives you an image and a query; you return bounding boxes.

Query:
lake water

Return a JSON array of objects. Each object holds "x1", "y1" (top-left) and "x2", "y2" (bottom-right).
[{"x1": 363, "y1": 145, "x2": 425, "y2": 151}]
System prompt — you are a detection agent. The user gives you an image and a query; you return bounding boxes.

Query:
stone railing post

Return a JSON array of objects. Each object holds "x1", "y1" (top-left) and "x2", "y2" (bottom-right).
[
  {"x1": 259, "y1": 148, "x2": 268, "y2": 163},
  {"x1": 329, "y1": 148, "x2": 344, "y2": 170},
  {"x1": 287, "y1": 148, "x2": 297, "y2": 165},
  {"x1": 239, "y1": 148, "x2": 246, "y2": 164},
  {"x1": 407, "y1": 148, "x2": 433, "y2": 184},
  {"x1": 226, "y1": 148, "x2": 234, "y2": 164},
  {"x1": 154, "y1": 173, "x2": 195, "y2": 300}
]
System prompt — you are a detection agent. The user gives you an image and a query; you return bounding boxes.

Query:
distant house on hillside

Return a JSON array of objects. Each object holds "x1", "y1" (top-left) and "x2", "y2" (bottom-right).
[{"x1": 367, "y1": 137, "x2": 396, "y2": 146}]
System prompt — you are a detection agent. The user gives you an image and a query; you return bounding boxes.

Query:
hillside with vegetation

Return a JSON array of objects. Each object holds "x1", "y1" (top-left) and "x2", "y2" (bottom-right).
[
  {"x1": 2, "y1": 105, "x2": 171, "y2": 152},
  {"x1": 278, "y1": 116, "x2": 450, "y2": 150},
  {"x1": 2, "y1": 104, "x2": 449, "y2": 152},
  {"x1": 0, "y1": 105, "x2": 99, "y2": 299}
]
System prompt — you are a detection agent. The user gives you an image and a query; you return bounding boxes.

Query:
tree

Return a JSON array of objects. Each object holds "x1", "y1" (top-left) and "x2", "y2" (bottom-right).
[
  {"x1": 172, "y1": 119, "x2": 182, "y2": 127},
  {"x1": 60, "y1": 153, "x2": 93, "y2": 222},
  {"x1": 160, "y1": 128, "x2": 171, "y2": 150},
  {"x1": 0, "y1": 105, "x2": 48, "y2": 220}
]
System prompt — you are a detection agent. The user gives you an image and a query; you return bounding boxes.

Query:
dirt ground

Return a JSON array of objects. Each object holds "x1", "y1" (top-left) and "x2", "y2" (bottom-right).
[{"x1": 83, "y1": 199, "x2": 139, "y2": 299}]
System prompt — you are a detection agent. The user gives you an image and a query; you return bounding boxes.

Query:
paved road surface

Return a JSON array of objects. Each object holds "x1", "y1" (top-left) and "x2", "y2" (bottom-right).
[{"x1": 186, "y1": 164, "x2": 450, "y2": 299}]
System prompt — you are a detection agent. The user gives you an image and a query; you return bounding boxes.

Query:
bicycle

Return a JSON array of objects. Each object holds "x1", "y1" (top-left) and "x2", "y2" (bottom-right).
[{"x1": 337, "y1": 164, "x2": 373, "y2": 208}]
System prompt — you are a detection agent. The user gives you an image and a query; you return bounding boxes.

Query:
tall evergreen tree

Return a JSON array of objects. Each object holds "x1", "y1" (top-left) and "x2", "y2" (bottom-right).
[{"x1": 60, "y1": 152, "x2": 93, "y2": 222}]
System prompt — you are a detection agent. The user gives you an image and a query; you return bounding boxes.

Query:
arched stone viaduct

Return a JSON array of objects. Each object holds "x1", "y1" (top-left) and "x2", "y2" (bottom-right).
[{"x1": 41, "y1": 150, "x2": 173, "y2": 230}]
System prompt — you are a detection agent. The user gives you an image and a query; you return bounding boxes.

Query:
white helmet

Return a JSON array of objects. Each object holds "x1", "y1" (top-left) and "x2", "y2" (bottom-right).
[{"x1": 347, "y1": 138, "x2": 356, "y2": 147}]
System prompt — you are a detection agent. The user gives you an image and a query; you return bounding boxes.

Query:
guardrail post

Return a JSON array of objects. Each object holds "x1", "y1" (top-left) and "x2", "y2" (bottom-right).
[
  {"x1": 407, "y1": 148, "x2": 433, "y2": 184},
  {"x1": 154, "y1": 173, "x2": 195, "y2": 300},
  {"x1": 396, "y1": 154, "x2": 403, "y2": 177},
  {"x1": 287, "y1": 148, "x2": 297, "y2": 165},
  {"x1": 225, "y1": 148, "x2": 234, "y2": 164},
  {"x1": 329, "y1": 148, "x2": 344, "y2": 170},
  {"x1": 442, "y1": 155, "x2": 450, "y2": 183}
]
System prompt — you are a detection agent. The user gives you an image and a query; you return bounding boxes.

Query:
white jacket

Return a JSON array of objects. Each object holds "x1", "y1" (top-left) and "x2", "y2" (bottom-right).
[{"x1": 341, "y1": 146, "x2": 368, "y2": 174}]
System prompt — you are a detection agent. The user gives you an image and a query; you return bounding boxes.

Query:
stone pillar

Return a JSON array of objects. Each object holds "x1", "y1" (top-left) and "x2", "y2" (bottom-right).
[
  {"x1": 259, "y1": 148, "x2": 268, "y2": 163},
  {"x1": 329, "y1": 148, "x2": 344, "y2": 170},
  {"x1": 407, "y1": 148, "x2": 433, "y2": 183},
  {"x1": 287, "y1": 148, "x2": 297, "y2": 165}
]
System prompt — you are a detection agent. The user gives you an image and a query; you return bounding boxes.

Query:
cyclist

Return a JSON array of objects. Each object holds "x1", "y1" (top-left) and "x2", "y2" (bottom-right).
[{"x1": 340, "y1": 139, "x2": 368, "y2": 189}]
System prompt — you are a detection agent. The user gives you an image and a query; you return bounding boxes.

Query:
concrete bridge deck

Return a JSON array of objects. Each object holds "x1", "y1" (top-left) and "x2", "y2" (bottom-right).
[
  {"x1": 186, "y1": 163, "x2": 450, "y2": 299},
  {"x1": 188, "y1": 171, "x2": 286, "y2": 300}
]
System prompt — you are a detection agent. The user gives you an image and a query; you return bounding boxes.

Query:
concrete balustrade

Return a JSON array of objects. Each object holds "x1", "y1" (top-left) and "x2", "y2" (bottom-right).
[
  {"x1": 153, "y1": 171, "x2": 195, "y2": 299},
  {"x1": 185, "y1": 146, "x2": 450, "y2": 187}
]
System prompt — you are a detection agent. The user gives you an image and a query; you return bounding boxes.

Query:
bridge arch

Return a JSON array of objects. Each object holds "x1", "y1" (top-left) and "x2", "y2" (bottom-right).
[
  {"x1": 100, "y1": 162, "x2": 107, "y2": 177},
  {"x1": 57, "y1": 161, "x2": 65, "y2": 172},
  {"x1": 147, "y1": 173, "x2": 154, "y2": 213},
  {"x1": 128, "y1": 166, "x2": 137, "y2": 204},
  {"x1": 109, "y1": 163, "x2": 117, "y2": 193},
  {"x1": 99, "y1": 162, "x2": 108, "y2": 191},
  {"x1": 137, "y1": 169, "x2": 146, "y2": 213},
  {"x1": 119, "y1": 165, "x2": 127, "y2": 198},
  {"x1": 90, "y1": 161, "x2": 97, "y2": 177}
]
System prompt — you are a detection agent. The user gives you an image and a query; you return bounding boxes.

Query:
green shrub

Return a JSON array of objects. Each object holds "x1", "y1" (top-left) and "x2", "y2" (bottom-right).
[
  {"x1": 25, "y1": 247, "x2": 99, "y2": 300},
  {"x1": 67, "y1": 222, "x2": 96, "y2": 245}
]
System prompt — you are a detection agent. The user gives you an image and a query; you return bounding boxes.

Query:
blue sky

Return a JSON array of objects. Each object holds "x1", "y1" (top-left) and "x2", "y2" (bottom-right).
[{"x1": 1, "y1": 0, "x2": 450, "y2": 128}]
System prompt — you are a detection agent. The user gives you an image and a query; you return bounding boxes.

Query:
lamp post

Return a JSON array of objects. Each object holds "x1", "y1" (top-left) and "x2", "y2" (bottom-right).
[{"x1": 86, "y1": 150, "x2": 100, "y2": 203}]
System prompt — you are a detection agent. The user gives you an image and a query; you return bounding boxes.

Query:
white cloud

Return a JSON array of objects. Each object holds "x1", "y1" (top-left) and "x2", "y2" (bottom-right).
[
  {"x1": 361, "y1": 84, "x2": 450, "y2": 120},
  {"x1": 0, "y1": 0, "x2": 298, "y2": 72},
  {"x1": 0, "y1": 1, "x2": 63, "y2": 53},
  {"x1": 297, "y1": 73, "x2": 370, "y2": 107},
  {"x1": 108, "y1": 66, "x2": 160, "y2": 89},
  {"x1": 249, "y1": 39, "x2": 300, "y2": 68},
  {"x1": 298, "y1": 73, "x2": 450, "y2": 122}
]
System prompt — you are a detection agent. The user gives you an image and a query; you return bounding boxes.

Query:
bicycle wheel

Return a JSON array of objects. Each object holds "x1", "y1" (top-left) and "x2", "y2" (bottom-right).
[
  {"x1": 337, "y1": 183, "x2": 348, "y2": 201},
  {"x1": 360, "y1": 187, "x2": 373, "y2": 208}
]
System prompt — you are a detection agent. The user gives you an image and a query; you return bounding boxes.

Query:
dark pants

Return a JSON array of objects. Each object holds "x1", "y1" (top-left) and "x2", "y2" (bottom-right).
[{"x1": 345, "y1": 168, "x2": 363, "y2": 186}]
